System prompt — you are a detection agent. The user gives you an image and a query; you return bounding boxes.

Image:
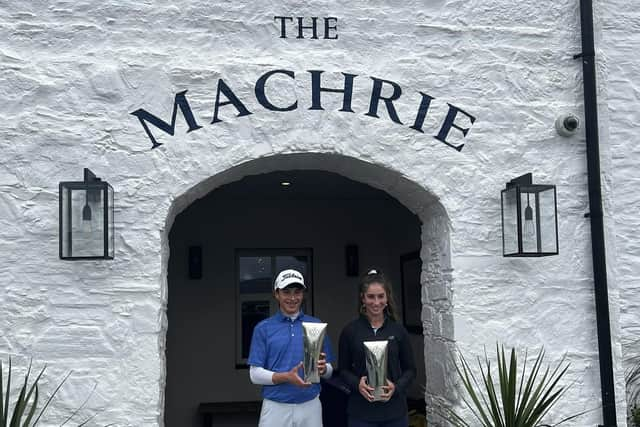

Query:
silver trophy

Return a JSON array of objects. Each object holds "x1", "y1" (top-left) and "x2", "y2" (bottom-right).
[
  {"x1": 364, "y1": 340, "x2": 389, "y2": 401},
  {"x1": 302, "y1": 322, "x2": 327, "y2": 383}
]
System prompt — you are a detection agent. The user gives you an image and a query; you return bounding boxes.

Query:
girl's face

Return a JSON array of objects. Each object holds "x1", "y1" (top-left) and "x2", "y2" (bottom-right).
[{"x1": 361, "y1": 282, "x2": 388, "y2": 318}]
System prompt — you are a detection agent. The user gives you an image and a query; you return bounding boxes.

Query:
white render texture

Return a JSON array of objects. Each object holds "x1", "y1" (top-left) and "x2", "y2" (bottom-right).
[
  {"x1": 602, "y1": 0, "x2": 640, "y2": 419},
  {"x1": 0, "y1": 0, "x2": 637, "y2": 426}
]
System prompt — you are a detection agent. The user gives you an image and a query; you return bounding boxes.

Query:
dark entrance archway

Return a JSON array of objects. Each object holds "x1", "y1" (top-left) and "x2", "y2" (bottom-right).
[{"x1": 162, "y1": 154, "x2": 454, "y2": 426}]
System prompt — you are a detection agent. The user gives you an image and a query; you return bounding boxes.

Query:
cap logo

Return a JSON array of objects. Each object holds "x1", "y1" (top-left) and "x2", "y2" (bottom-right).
[{"x1": 275, "y1": 269, "x2": 306, "y2": 289}]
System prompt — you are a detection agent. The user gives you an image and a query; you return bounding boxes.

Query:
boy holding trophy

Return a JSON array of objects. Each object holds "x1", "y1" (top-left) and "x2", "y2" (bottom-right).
[{"x1": 249, "y1": 269, "x2": 334, "y2": 427}]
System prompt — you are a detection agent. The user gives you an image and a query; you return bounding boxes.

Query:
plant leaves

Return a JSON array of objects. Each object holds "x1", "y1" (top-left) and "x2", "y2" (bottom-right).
[
  {"x1": 3, "y1": 358, "x2": 12, "y2": 427},
  {"x1": 446, "y1": 344, "x2": 572, "y2": 427},
  {"x1": 0, "y1": 359, "x2": 5, "y2": 427},
  {"x1": 0, "y1": 358, "x2": 100, "y2": 427},
  {"x1": 21, "y1": 364, "x2": 46, "y2": 427},
  {"x1": 60, "y1": 381, "x2": 96, "y2": 427},
  {"x1": 22, "y1": 384, "x2": 38, "y2": 427},
  {"x1": 9, "y1": 359, "x2": 31, "y2": 427},
  {"x1": 31, "y1": 371, "x2": 71, "y2": 427}
]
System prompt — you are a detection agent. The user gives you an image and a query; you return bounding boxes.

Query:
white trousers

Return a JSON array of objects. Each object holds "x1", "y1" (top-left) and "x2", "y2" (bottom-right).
[{"x1": 258, "y1": 396, "x2": 323, "y2": 427}]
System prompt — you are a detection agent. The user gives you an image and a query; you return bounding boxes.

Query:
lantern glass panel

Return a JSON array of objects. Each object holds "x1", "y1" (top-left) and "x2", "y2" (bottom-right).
[
  {"x1": 60, "y1": 182, "x2": 113, "y2": 259},
  {"x1": 538, "y1": 187, "x2": 558, "y2": 253},
  {"x1": 501, "y1": 187, "x2": 519, "y2": 256},
  {"x1": 76, "y1": 186, "x2": 104, "y2": 257},
  {"x1": 107, "y1": 185, "x2": 115, "y2": 258},
  {"x1": 61, "y1": 186, "x2": 72, "y2": 257},
  {"x1": 519, "y1": 190, "x2": 539, "y2": 253},
  {"x1": 501, "y1": 174, "x2": 558, "y2": 257}
]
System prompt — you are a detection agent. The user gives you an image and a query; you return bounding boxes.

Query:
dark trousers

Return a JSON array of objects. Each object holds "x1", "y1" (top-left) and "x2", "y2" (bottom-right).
[{"x1": 347, "y1": 414, "x2": 409, "y2": 427}]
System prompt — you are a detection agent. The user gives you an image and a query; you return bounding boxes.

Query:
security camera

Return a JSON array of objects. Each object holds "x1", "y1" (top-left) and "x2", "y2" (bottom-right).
[{"x1": 555, "y1": 113, "x2": 580, "y2": 137}]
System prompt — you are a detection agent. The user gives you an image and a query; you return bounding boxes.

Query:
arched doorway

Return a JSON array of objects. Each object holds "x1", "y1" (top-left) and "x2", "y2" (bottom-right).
[{"x1": 161, "y1": 154, "x2": 454, "y2": 426}]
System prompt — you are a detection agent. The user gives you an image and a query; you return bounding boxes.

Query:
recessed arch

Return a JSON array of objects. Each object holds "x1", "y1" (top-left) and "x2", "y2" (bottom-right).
[{"x1": 159, "y1": 152, "x2": 455, "y2": 425}]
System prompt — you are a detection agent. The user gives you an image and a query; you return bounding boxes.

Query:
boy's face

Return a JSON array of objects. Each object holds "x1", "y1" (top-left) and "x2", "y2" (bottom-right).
[{"x1": 275, "y1": 286, "x2": 304, "y2": 316}]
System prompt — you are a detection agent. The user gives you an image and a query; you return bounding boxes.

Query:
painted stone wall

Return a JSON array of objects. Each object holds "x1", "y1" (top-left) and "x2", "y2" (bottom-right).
[
  {"x1": 601, "y1": 0, "x2": 640, "y2": 418},
  {"x1": 0, "y1": 0, "x2": 634, "y2": 425}
]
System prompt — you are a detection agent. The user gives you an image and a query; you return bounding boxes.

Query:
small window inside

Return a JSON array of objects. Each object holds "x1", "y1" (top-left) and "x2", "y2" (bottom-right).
[{"x1": 236, "y1": 249, "x2": 313, "y2": 367}]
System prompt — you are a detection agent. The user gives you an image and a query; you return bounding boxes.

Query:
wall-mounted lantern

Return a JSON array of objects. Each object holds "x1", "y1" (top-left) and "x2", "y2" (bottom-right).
[
  {"x1": 501, "y1": 173, "x2": 558, "y2": 257},
  {"x1": 59, "y1": 168, "x2": 114, "y2": 260}
]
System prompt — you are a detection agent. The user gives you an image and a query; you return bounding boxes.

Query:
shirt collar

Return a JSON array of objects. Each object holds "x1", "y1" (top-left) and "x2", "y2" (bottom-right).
[
  {"x1": 359, "y1": 313, "x2": 387, "y2": 329},
  {"x1": 276, "y1": 310, "x2": 305, "y2": 322}
]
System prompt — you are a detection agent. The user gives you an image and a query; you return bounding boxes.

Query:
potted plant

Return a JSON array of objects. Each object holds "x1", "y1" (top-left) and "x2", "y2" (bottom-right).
[
  {"x1": 627, "y1": 343, "x2": 640, "y2": 427},
  {"x1": 444, "y1": 344, "x2": 572, "y2": 427},
  {"x1": 1, "y1": 357, "x2": 98, "y2": 426},
  {"x1": 631, "y1": 405, "x2": 640, "y2": 427}
]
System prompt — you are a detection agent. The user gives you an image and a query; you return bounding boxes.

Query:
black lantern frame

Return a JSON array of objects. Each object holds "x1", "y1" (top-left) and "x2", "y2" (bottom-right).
[
  {"x1": 501, "y1": 173, "x2": 558, "y2": 257},
  {"x1": 59, "y1": 168, "x2": 114, "y2": 260}
]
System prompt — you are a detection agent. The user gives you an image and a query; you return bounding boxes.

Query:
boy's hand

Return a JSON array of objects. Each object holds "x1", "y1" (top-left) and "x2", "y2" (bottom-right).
[{"x1": 272, "y1": 362, "x2": 311, "y2": 387}]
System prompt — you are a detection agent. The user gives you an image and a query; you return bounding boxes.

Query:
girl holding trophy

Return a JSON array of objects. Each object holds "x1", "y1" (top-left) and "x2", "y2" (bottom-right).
[{"x1": 339, "y1": 269, "x2": 416, "y2": 427}]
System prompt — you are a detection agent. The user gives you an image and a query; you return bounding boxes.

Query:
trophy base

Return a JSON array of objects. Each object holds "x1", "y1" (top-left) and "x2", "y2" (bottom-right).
[{"x1": 371, "y1": 386, "x2": 385, "y2": 402}]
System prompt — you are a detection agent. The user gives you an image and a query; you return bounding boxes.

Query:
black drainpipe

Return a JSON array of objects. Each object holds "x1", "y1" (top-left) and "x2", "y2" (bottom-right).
[{"x1": 576, "y1": 0, "x2": 617, "y2": 425}]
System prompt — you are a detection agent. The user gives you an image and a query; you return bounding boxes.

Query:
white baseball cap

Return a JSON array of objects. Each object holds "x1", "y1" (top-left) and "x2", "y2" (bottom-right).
[{"x1": 274, "y1": 269, "x2": 306, "y2": 290}]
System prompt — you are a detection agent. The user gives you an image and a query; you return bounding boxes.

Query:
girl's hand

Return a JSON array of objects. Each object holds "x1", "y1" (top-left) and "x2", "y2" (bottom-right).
[
  {"x1": 317, "y1": 352, "x2": 327, "y2": 376},
  {"x1": 379, "y1": 379, "x2": 395, "y2": 401},
  {"x1": 358, "y1": 376, "x2": 375, "y2": 401}
]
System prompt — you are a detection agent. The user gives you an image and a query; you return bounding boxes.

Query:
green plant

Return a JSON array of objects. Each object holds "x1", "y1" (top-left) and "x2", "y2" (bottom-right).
[
  {"x1": 628, "y1": 356, "x2": 640, "y2": 404},
  {"x1": 446, "y1": 344, "x2": 571, "y2": 427},
  {"x1": 0, "y1": 357, "x2": 97, "y2": 427},
  {"x1": 408, "y1": 409, "x2": 427, "y2": 427},
  {"x1": 631, "y1": 405, "x2": 640, "y2": 427},
  {"x1": 625, "y1": 340, "x2": 640, "y2": 427}
]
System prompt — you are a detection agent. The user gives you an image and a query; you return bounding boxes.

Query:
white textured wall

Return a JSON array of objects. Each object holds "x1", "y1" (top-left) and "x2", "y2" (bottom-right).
[
  {"x1": 0, "y1": 0, "x2": 634, "y2": 425},
  {"x1": 602, "y1": 0, "x2": 640, "y2": 418}
]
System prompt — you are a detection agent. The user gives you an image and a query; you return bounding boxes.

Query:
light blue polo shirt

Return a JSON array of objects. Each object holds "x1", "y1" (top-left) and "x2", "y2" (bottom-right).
[{"x1": 248, "y1": 310, "x2": 334, "y2": 403}]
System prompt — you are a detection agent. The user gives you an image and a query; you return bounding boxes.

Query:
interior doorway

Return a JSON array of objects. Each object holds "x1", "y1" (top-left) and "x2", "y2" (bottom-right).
[{"x1": 163, "y1": 169, "x2": 425, "y2": 426}]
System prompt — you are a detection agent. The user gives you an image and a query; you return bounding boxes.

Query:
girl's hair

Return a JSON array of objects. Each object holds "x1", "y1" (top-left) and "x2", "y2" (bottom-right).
[{"x1": 359, "y1": 269, "x2": 398, "y2": 321}]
